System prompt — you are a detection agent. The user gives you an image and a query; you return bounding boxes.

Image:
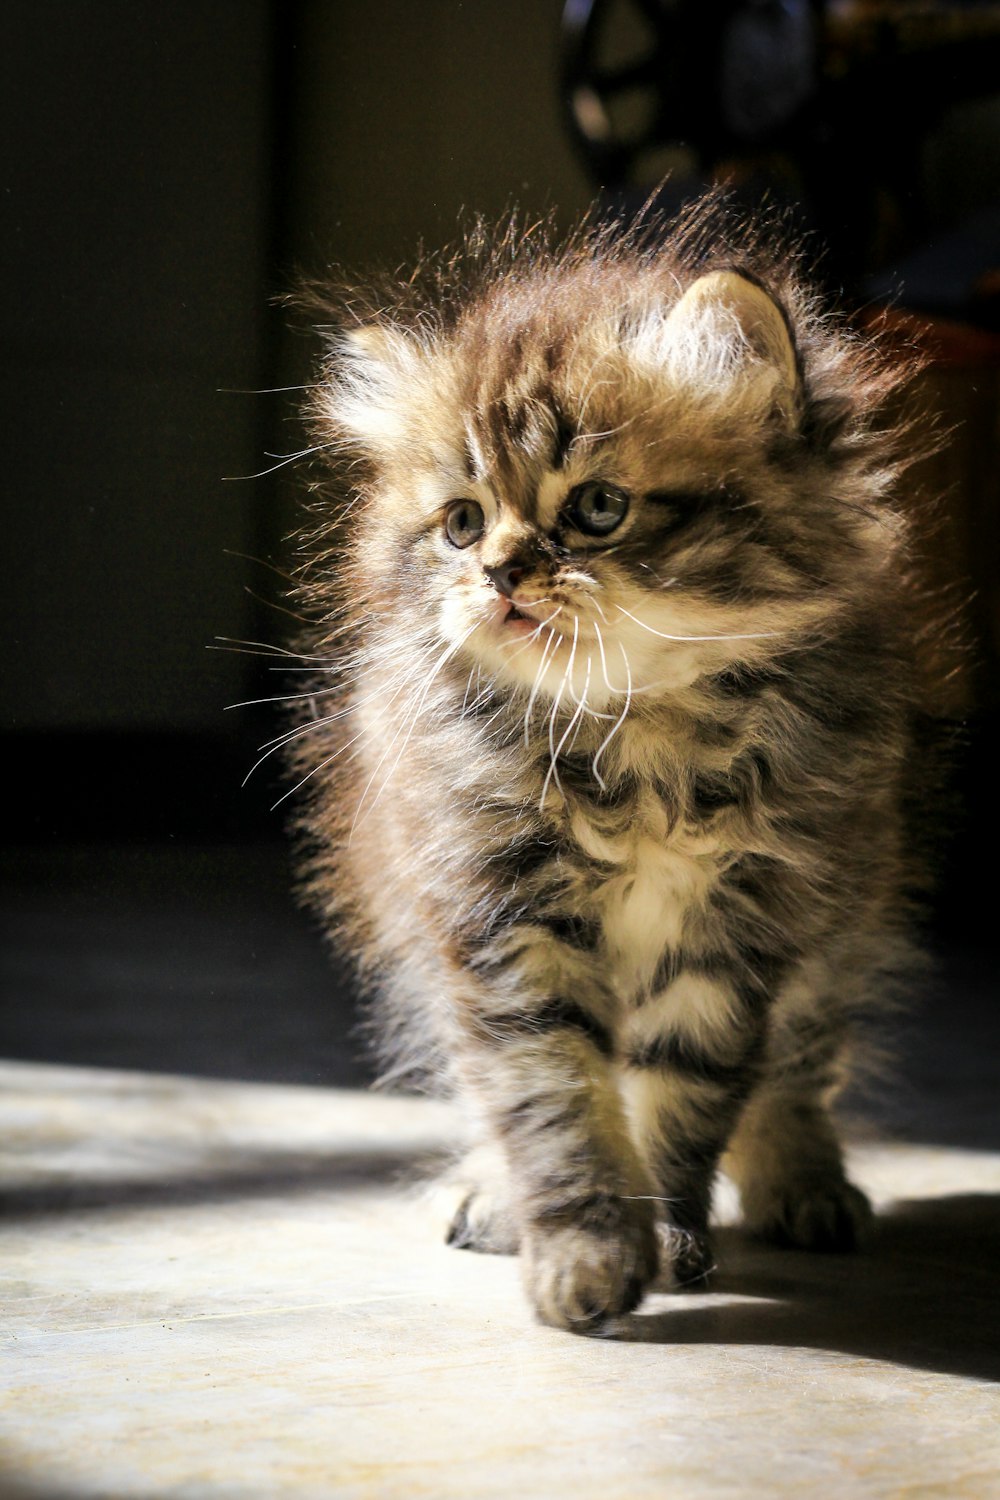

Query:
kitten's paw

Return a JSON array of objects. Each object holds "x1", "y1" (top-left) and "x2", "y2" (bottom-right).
[
  {"x1": 521, "y1": 1197, "x2": 659, "y2": 1332},
  {"x1": 745, "y1": 1176, "x2": 873, "y2": 1252},
  {"x1": 445, "y1": 1185, "x2": 520, "y2": 1255},
  {"x1": 436, "y1": 1145, "x2": 519, "y2": 1255},
  {"x1": 662, "y1": 1223, "x2": 716, "y2": 1288}
]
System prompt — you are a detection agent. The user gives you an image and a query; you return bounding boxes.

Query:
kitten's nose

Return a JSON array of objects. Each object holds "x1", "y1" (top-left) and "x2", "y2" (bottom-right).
[{"x1": 484, "y1": 560, "x2": 526, "y2": 599}]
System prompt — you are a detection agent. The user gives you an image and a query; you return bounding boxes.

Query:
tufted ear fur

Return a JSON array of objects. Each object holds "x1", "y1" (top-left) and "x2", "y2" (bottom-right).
[
  {"x1": 318, "y1": 322, "x2": 425, "y2": 457},
  {"x1": 661, "y1": 270, "x2": 801, "y2": 425}
]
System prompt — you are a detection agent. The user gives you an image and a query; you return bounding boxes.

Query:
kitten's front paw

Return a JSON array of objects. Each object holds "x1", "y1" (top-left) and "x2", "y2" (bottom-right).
[
  {"x1": 745, "y1": 1176, "x2": 873, "y2": 1252},
  {"x1": 446, "y1": 1185, "x2": 520, "y2": 1255},
  {"x1": 521, "y1": 1196, "x2": 659, "y2": 1332},
  {"x1": 437, "y1": 1144, "x2": 520, "y2": 1255},
  {"x1": 662, "y1": 1223, "x2": 716, "y2": 1287}
]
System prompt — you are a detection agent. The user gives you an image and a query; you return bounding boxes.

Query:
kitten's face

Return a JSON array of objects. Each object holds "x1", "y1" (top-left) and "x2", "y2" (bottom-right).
[{"x1": 327, "y1": 269, "x2": 830, "y2": 712}]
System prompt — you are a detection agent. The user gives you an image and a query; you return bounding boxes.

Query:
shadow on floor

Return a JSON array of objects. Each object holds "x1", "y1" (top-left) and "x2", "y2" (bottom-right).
[
  {"x1": 621, "y1": 1192, "x2": 1000, "y2": 1383},
  {"x1": 0, "y1": 1144, "x2": 449, "y2": 1220}
]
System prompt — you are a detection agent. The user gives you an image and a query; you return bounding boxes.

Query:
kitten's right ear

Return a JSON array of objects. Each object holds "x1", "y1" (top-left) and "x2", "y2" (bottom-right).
[{"x1": 318, "y1": 321, "x2": 421, "y2": 456}]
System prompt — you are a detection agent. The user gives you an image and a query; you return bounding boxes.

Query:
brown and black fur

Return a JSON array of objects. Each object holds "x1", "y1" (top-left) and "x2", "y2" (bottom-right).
[{"x1": 285, "y1": 199, "x2": 936, "y2": 1330}]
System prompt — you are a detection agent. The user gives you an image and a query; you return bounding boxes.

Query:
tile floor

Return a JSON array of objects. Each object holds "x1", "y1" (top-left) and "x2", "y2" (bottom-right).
[{"x1": 2, "y1": 842, "x2": 999, "y2": 1498}]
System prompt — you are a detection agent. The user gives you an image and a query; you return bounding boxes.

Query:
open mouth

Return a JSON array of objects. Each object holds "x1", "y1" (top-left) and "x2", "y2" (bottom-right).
[
  {"x1": 496, "y1": 597, "x2": 551, "y2": 635},
  {"x1": 503, "y1": 601, "x2": 544, "y2": 630}
]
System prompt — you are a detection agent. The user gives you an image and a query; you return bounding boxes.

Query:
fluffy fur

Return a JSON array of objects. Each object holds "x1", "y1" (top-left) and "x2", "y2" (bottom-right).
[{"x1": 286, "y1": 198, "x2": 933, "y2": 1331}]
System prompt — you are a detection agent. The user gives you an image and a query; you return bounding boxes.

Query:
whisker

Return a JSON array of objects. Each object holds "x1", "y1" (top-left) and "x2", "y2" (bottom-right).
[
  {"x1": 522, "y1": 628, "x2": 560, "y2": 745},
  {"x1": 461, "y1": 664, "x2": 479, "y2": 718},
  {"x1": 615, "y1": 605, "x2": 782, "y2": 643},
  {"x1": 540, "y1": 652, "x2": 586, "y2": 810},
  {"x1": 567, "y1": 633, "x2": 615, "y2": 721},
  {"x1": 592, "y1": 642, "x2": 633, "y2": 789},
  {"x1": 541, "y1": 691, "x2": 563, "y2": 811},
  {"x1": 209, "y1": 643, "x2": 307, "y2": 661},
  {"x1": 222, "y1": 549, "x2": 300, "y2": 586},
  {"x1": 225, "y1": 685, "x2": 346, "y2": 711},
  {"x1": 222, "y1": 441, "x2": 338, "y2": 482},
  {"x1": 244, "y1": 706, "x2": 356, "y2": 784},
  {"x1": 237, "y1": 588, "x2": 311, "y2": 625},
  {"x1": 634, "y1": 560, "x2": 678, "y2": 590},
  {"x1": 268, "y1": 719, "x2": 373, "y2": 811},
  {"x1": 594, "y1": 617, "x2": 613, "y2": 692},
  {"x1": 244, "y1": 667, "x2": 413, "y2": 778},
  {"x1": 213, "y1": 635, "x2": 329, "y2": 661},
  {"x1": 565, "y1": 654, "x2": 593, "y2": 753},
  {"x1": 538, "y1": 615, "x2": 579, "y2": 811},
  {"x1": 217, "y1": 383, "x2": 318, "y2": 394}
]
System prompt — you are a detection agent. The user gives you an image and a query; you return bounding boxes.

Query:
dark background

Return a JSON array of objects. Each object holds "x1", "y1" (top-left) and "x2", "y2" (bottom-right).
[{"x1": 1, "y1": 1, "x2": 998, "y2": 1141}]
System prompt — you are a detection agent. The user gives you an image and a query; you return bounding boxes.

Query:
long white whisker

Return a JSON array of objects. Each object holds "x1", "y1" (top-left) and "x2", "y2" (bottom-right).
[
  {"x1": 522, "y1": 628, "x2": 560, "y2": 745},
  {"x1": 567, "y1": 628, "x2": 615, "y2": 719},
  {"x1": 540, "y1": 665, "x2": 587, "y2": 810},
  {"x1": 565, "y1": 655, "x2": 593, "y2": 752},
  {"x1": 594, "y1": 617, "x2": 613, "y2": 692},
  {"x1": 226, "y1": 684, "x2": 347, "y2": 711},
  {"x1": 474, "y1": 695, "x2": 511, "y2": 735},
  {"x1": 461, "y1": 664, "x2": 478, "y2": 718},
  {"x1": 592, "y1": 643, "x2": 633, "y2": 790},
  {"x1": 615, "y1": 604, "x2": 782, "y2": 643},
  {"x1": 542, "y1": 692, "x2": 562, "y2": 810},
  {"x1": 565, "y1": 613, "x2": 580, "y2": 683},
  {"x1": 214, "y1": 635, "x2": 330, "y2": 661},
  {"x1": 244, "y1": 672, "x2": 412, "y2": 783},
  {"x1": 268, "y1": 722, "x2": 371, "y2": 811},
  {"x1": 265, "y1": 667, "x2": 413, "y2": 810},
  {"x1": 217, "y1": 383, "x2": 318, "y2": 394},
  {"x1": 538, "y1": 616, "x2": 580, "y2": 811}
]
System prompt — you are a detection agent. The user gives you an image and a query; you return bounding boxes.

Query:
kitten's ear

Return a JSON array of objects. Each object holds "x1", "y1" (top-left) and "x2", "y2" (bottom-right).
[
  {"x1": 663, "y1": 270, "x2": 800, "y2": 423},
  {"x1": 319, "y1": 321, "x2": 422, "y2": 456}
]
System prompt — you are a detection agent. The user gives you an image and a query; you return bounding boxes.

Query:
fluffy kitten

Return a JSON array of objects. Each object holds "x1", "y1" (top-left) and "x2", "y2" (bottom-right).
[{"x1": 288, "y1": 201, "x2": 929, "y2": 1332}]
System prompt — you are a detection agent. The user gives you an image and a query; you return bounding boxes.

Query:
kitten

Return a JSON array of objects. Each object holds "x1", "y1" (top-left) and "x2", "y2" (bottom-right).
[{"x1": 287, "y1": 201, "x2": 930, "y2": 1332}]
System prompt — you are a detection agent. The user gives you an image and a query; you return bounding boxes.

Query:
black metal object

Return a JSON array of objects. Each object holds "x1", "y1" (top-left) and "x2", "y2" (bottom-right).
[
  {"x1": 561, "y1": 0, "x2": 820, "y2": 186},
  {"x1": 559, "y1": 0, "x2": 1000, "y2": 293}
]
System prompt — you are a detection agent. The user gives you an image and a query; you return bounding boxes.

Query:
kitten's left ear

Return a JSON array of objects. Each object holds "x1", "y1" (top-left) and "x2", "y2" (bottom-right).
[{"x1": 664, "y1": 270, "x2": 800, "y2": 424}]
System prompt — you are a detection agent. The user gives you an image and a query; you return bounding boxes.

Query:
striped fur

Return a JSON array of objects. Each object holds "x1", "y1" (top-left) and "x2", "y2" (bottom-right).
[{"x1": 287, "y1": 199, "x2": 935, "y2": 1331}]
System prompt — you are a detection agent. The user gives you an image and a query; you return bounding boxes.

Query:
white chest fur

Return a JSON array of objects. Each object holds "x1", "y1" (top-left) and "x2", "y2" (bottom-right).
[{"x1": 570, "y1": 791, "x2": 722, "y2": 999}]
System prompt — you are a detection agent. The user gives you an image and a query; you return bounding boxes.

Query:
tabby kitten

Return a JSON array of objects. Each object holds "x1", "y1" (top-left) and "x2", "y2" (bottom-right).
[{"x1": 288, "y1": 202, "x2": 926, "y2": 1332}]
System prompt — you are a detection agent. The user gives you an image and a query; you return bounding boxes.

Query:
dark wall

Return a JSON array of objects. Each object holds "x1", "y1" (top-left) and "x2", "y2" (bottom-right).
[
  {"x1": 1, "y1": 1, "x2": 279, "y2": 739},
  {"x1": 282, "y1": 0, "x2": 591, "y2": 272}
]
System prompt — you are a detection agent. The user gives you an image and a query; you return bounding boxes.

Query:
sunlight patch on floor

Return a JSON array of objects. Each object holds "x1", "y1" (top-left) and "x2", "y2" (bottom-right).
[{"x1": 2, "y1": 1061, "x2": 998, "y2": 1499}]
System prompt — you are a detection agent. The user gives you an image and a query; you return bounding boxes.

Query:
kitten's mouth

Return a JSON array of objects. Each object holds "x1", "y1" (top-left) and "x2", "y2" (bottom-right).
[
  {"x1": 488, "y1": 594, "x2": 552, "y2": 636},
  {"x1": 501, "y1": 600, "x2": 543, "y2": 632}
]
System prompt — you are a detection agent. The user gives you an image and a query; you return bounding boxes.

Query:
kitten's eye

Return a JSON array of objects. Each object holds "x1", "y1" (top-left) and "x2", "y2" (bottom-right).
[
  {"x1": 567, "y1": 481, "x2": 629, "y2": 536},
  {"x1": 444, "y1": 499, "x2": 485, "y2": 548}
]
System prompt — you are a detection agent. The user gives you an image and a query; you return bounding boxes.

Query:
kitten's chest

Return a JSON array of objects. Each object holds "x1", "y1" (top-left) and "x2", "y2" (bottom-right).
[{"x1": 567, "y1": 789, "x2": 723, "y2": 998}]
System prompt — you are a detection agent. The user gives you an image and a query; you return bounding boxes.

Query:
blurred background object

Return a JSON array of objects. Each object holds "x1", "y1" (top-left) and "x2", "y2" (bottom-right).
[{"x1": 1, "y1": 1, "x2": 997, "y2": 1113}]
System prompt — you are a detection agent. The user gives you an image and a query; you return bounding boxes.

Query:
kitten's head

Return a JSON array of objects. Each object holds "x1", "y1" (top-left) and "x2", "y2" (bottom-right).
[{"x1": 306, "y1": 219, "x2": 902, "y2": 715}]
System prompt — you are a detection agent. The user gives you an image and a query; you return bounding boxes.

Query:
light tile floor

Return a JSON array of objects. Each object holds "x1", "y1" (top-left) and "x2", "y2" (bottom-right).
[{"x1": 3, "y1": 1060, "x2": 999, "y2": 1500}]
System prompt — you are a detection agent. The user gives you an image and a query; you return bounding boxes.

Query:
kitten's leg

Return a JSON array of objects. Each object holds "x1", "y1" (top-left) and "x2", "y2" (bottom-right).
[
  {"x1": 623, "y1": 965, "x2": 770, "y2": 1285},
  {"x1": 457, "y1": 925, "x2": 659, "y2": 1331},
  {"x1": 722, "y1": 1014, "x2": 869, "y2": 1248}
]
